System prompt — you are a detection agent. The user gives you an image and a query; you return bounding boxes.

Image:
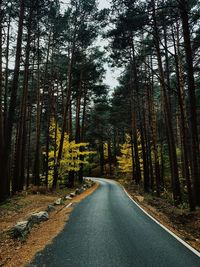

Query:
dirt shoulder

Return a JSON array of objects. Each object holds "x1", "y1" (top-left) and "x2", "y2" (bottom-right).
[
  {"x1": 119, "y1": 179, "x2": 200, "y2": 253},
  {"x1": 0, "y1": 183, "x2": 98, "y2": 267}
]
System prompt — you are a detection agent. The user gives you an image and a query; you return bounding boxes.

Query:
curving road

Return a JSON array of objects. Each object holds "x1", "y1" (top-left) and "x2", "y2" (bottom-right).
[{"x1": 28, "y1": 178, "x2": 200, "y2": 267}]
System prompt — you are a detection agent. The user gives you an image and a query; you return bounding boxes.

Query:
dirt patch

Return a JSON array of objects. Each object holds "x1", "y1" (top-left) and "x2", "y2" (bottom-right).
[
  {"x1": 119, "y1": 180, "x2": 200, "y2": 253},
  {"x1": 0, "y1": 194, "x2": 60, "y2": 233},
  {"x1": 0, "y1": 183, "x2": 98, "y2": 267}
]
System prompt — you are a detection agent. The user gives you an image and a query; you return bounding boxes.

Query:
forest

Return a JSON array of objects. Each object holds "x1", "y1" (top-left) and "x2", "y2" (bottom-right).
[{"x1": 0, "y1": 0, "x2": 200, "y2": 213}]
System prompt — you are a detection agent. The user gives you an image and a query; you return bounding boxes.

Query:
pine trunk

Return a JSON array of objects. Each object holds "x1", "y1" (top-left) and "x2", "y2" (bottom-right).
[
  {"x1": 152, "y1": 0, "x2": 181, "y2": 203},
  {"x1": 172, "y1": 23, "x2": 195, "y2": 210},
  {"x1": 0, "y1": 0, "x2": 25, "y2": 201},
  {"x1": 180, "y1": 0, "x2": 200, "y2": 206},
  {"x1": 13, "y1": 7, "x2": 33, "y2": 193}
]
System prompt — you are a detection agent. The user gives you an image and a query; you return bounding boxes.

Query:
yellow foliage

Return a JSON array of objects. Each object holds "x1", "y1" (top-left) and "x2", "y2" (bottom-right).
[
  {"x1": 47, "y1": 119, "x2": 95, "y2": 184},
  {"x1": 117, "y1": 134, "x2": 133, "y2": 173}
]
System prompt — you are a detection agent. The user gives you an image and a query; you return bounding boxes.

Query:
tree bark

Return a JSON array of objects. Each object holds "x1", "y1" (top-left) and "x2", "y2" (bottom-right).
[
  {"x1": 172, "y1": 22, "x2": 195, "y2": 210},
  {"x1": 180, "y1": 0, "x2": 200, "y2": 206},
  {"x1": 12, "y1": 5, "x2": 33, "y2": 193},
  {"x1": 151, "y1": 0, "x2": 181, "y2": 203},
  {"x1": 0, "y1": 0, "x2": 25, "y2": 201}
]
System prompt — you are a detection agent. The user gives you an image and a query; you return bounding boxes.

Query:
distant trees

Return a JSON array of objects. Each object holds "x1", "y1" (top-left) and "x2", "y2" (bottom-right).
[
  {"x1": 104, "y1": 0, "x2": 200, "y2": 210},
  {"x1": 86, "y1": 90, "x2": 111, "y2": 176}
]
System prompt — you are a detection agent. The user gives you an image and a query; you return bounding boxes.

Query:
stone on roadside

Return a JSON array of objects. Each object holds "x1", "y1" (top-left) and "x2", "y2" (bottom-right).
[
  {"x1": 54, "y1": 198, "x2": 63, "y2": 205},
  {"x1": 47, "y1": 204, "x2": 56, "y2": 212},
  {"x1": 65, "y1": 195, "x2": 72, "y2": 200},
  {"x1": 11, "y1": 221, "x2": 30, "y2": 238},
  {"x1": 75, "y1": 188, "x2": 80, "y2": 195},
  {"x1": 86, "y1": 183, "x2": 92, "y2": 188},
  {"x1": 29, "y1": 211, "x2": 49, "y2": 225},
  {"x1": 79, "y1": 188, "x2": 84, "y2": 194}
]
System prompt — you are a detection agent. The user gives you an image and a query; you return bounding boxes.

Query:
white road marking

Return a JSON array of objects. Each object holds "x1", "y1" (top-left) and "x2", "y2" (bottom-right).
[
  {"x1": 87, "y1": 177, "x2": 200, "y2": 257},
  {"x1": 123, "y1": 187, "x2": 200, "y2": 258}
]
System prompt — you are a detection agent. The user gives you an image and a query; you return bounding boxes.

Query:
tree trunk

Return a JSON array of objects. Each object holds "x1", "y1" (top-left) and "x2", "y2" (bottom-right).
[
  {"x1": 0, "y1": 0, "x2": 5, "y2": 198},
  {"x1": 129, "y1": 43, "x2": 142, "y2": 184},
  {"x1": 152, "y1": 0, "x2": 181, "y2": 203},
  {"x1": 45, "y1": 118, "x2": 50, "y2": 187},
  {"x1": 131, "y1": 109, "x2": 141, "y2": 184},
  {"x1": 99, "y1": 140, "x2": 104, "y2": 176},
  {"x1": 0, "y1": 0, "x2": 4, "y2": 155},
  {"x1": 108, "y1": 139, "x2": 112, "y2": 176},
  {"x1": 52, "y1": 41, "x2": 75, "y2": 189},
  {"x1": 130, "y1": 131, "x2": 136, "y2": 181},
  {"x1": 4, "y1": 13, "x2": 11, "y2": 128},
  {"x1": 75, "y1": 71, "x2": 84, "y2": 183},
  {"x1": 172, "y1": 23, "x2": 195, "y2": 210},
  {"x1": 180, "y1": 0, "x2": 200, "y2": 206},
  {"x1": 33, "y1": 28, "x2": 41, "y2": 186},
  {"x1": 33, "y1": 29, "x2": 52, "y2": 186},
  {"x1": 0, "y1": 0, "x2": 25, "y2": 201},
  {"x1": 13, "y1": 6, "x2": 33, "y2": 193},
  {"x1": 26, "y1": 105, "x2": 32, "y2": 188},
  {"x1": 141, "y1": 104, "x2": 150, "y2": 192},
  {"x1": 147, "y1": 68, "x2": 161, "y2": 196}
]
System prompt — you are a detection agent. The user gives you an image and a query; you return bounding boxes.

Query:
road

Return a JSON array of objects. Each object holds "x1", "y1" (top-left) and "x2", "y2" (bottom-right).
[{"x1": 28, "y1": 178, "x2": 200, "y2": 267}]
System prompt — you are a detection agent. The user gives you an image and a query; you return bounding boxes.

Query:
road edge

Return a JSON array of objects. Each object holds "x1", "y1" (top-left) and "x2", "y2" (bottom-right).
[
  {"x1": 1, "y1": 183, "x2": 99, "y2": 267},
  {"x1": 123, "y1": 186, "x2": 200, "y2": 258}
]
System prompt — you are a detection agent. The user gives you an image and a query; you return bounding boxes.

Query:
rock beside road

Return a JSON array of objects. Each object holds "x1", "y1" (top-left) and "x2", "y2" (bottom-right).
[
  {"x1": 47, "y1": 204, "x2": 56, "y2": 212},
  {"x1": 54, "y1": 198, "x2": 63, "y2": 205},
  {"x1": 9, "y1": 181, "x2": 95, "y2": 239},
  {"x1": 75, "y1": 188, "x2": 81, "y2": 195},
  {"x1": 29, "y1": 211, "x2": 49, "y2": 225},
  {"x1": 65, "y1": 195, "x2": 72, "y2": 200},
  {"x1": 11, "y1": 211, "x2": 49, "y2": 239},
  {"x1": 11, "y1": 221, "x2": 31, "y2": 239},
  {"x1": 79, "y1": 188, "x2": 85, "y2": 194}
]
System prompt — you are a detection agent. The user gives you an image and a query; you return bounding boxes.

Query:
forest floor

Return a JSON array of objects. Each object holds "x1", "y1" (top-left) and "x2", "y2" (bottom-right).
[
  {"x1": 119, "y1": 178, "x2": 200, "y2": 253},
  {"x1": 0, "y1": 183, "x2": 98, "y2": 267}
]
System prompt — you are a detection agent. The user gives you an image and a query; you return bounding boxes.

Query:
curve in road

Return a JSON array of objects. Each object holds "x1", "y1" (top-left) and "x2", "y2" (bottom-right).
[{"x1": 28, "y1": 178, "x2": 200, "y2": 267}]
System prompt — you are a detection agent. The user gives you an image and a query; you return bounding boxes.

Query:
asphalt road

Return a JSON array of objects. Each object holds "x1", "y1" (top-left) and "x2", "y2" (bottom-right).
[{"x1": 28, "y1": 178, "x2": 200, "y2": 267}]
